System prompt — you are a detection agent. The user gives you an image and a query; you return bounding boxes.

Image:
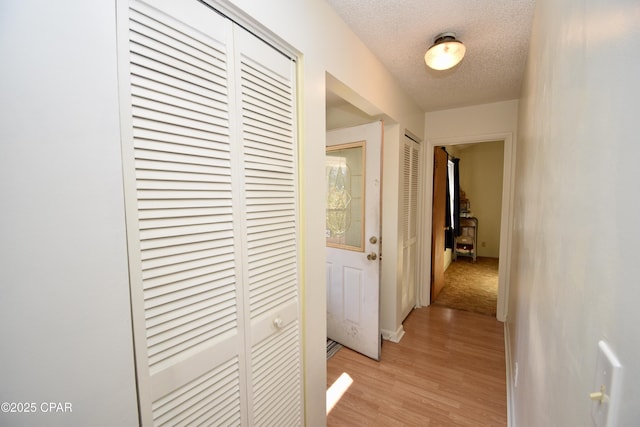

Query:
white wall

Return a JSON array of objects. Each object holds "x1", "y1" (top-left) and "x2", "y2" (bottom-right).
[
  {"x1": 0, "y1": 2, "x2": 138, "y2": 426},
  {"x1": 326, "y1": 102, "x2": 376, "y2": 130},
  {"x1": 426, "y1": 100, "x2": 519, "y2": 140},
  {"x1": 380, "y1": 124, "x2": 403, "y2": 339},
  {"x1": 509, "y1": 0, "x2": 640, "y2": 425},
  {"x1": 457, "y1": 141, "x2": 504, "y2": 258}
]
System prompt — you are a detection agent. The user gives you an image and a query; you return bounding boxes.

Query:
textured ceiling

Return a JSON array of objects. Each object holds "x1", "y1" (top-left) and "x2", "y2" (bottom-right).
[{"x1": 325, "y1": 0, "x2": 535, "y2": 112}]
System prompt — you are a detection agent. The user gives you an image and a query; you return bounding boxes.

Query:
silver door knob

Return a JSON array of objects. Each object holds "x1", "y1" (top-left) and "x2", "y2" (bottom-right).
[{"x1": 367, "y1": 252, "x2": 378, "y2": 261}]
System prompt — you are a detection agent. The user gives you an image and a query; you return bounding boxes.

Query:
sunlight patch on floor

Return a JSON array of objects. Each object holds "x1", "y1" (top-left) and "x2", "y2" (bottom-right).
[{"x1": 326, "y1": 372, "x2": 353, "y2": 414}]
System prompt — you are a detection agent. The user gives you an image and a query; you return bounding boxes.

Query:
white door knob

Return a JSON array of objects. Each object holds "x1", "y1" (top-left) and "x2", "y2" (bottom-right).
[{"x1": 273, "y1": 317, "x2": 284, "y2": 329}]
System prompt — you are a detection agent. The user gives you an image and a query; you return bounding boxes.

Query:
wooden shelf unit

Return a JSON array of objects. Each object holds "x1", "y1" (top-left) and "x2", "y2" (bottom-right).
[{"x1": 454, "y1": 217, "x2": 478, "y2": 262}]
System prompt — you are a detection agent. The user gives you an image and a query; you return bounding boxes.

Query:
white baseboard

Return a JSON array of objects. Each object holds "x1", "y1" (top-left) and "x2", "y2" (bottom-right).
[
  {"x1": 504, "y1": 322, "x2": 515, "y2": 427},
  {"x1": 381, "y1": 325, "x2": 405, "y2": 343}
]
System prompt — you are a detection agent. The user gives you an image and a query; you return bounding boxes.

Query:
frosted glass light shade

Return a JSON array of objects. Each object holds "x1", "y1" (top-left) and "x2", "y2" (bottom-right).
[{"x1": 424, "y1": 32, "x2": 466, "y2": 71}]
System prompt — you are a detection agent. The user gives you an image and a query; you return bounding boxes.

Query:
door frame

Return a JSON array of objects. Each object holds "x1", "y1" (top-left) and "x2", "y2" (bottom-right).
[{"x1": 418, "y1": 132, "x2": 515, "y2": 322}]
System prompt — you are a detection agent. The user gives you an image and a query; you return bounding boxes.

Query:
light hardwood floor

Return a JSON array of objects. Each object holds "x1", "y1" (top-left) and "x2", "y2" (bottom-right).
[{"x1": 326, "y1": 306, "x2": 507, "y2": 426}]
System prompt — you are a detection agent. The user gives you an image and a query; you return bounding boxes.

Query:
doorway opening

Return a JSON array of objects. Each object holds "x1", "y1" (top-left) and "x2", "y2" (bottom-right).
[
  {"x1": 431, "y1": 142, "x2": 504, "y2": 317},
  {"x1": 421, "y1": 134, "x2": 514, "y2": 322}
]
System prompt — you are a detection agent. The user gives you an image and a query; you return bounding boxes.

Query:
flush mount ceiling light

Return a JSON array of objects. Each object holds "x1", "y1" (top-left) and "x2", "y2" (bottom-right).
[{"x1": 424, "y1": 32, "x2": 466, "y2": 71}]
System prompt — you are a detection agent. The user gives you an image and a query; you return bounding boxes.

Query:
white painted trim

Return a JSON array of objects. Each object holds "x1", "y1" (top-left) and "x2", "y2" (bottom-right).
[
  {"x1": 200, "y1": 0, "x2": 301, "y2": 60},
  {"x1": 381, "y1": 325, "x2": 405, "y2": 343},
  {"x1": 420, "y1": 132, "x2": 515, "y2": 323},
  {"x1": 115, "y1": 1, "x2": 153, "y2": 423},
  {"x1": 504, "y1": 321, "x2": 515, "y2": 427},
  {"x1": 414, "y1": 131, "x2": 426, "y2": 310}
]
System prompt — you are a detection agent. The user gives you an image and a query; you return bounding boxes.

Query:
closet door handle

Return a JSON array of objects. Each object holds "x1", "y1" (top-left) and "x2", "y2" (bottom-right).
[{"x1": 273, "y1": 317, "x2": 284, "y2": 329}]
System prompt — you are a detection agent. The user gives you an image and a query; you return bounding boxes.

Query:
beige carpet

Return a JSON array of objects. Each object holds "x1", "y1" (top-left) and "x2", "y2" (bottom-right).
[{"x1": 433, "y1": 256, "x2": 499, "y2": 317}]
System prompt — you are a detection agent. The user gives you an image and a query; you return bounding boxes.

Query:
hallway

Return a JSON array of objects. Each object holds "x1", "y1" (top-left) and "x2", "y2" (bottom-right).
[{"x1": 327, "y1": 306, "x2": 506, "y2": 426}]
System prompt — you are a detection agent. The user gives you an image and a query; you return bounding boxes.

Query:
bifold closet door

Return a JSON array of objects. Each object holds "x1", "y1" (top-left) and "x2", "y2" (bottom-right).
[
  {"x1": 118, "y1": 0, "x2": 301, "y2": 425},
  {"x1": 231, "y1": 25, "x2": 302, "y2": 427},
  {"x1": 401, "y1": 137, "x2": 419, "y2": 319}
]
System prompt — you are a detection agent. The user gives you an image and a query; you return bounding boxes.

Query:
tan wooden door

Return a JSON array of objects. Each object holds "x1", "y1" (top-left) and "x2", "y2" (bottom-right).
[{"x1": 431, "y1": 147, "x2": 447, "y2": 301}]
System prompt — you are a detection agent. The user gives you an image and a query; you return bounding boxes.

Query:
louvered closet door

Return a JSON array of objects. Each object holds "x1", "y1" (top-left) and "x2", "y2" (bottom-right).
[
  {"x1": 120, "y1": 0, "x2": 301, "y2": 425},
  {"x1": 401, "y1": 138, "x2": 420, "y2": 319},
  {"x1": 232, "y1": 26, "x2": 302, "y2": 427},
  {"x1": 124, "y1": 1, "x2": 245, "y2": 425}
]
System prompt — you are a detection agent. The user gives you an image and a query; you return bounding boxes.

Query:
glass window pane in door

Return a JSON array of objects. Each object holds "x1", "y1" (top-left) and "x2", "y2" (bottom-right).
[{"x1": 326, "y1": 142, "x2": 365, "y2": 251}]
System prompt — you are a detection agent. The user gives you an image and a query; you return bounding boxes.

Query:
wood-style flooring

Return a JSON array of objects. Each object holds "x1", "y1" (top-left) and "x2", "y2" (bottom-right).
[{"x1": 326, "y1": 305, "x2": 507, "y2": 426}]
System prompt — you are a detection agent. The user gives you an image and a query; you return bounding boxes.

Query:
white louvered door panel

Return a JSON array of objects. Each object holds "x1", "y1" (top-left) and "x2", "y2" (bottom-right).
[
  {"x1": 402, "y1": 144, "x2": 412, "y2": 242},
  {"x1": 407, "y1": 144, "x2": 419, "y2": 308},
  {"x1": 401, "y1": 138, "x2": 420, "y2": 319},
  {"x1": 233, "y1": 26, "x2": 302, "y2": 427},
  {"x1": 122, "y1": 1, "x2": 247, "y2": 425},
  {"x1": 120, "y1": 0, "x2": 301, "y2": 425}
]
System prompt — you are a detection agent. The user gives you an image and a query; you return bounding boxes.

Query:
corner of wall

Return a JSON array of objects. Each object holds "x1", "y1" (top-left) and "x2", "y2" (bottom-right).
[
  {"x1": 381, "y1": 324, "x2": 405, "y2": 343},
  {"x1": 379, "y1": 124, "x2": 402, "y2": 335}
]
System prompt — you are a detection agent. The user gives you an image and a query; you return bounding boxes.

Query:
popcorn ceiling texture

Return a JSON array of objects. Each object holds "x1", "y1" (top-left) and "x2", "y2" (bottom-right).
[{"x1": 325, "y1": 0, "x2": 535, "y2": 112}]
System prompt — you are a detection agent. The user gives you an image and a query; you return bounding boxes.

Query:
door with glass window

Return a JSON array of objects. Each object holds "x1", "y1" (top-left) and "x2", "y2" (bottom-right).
[{"x1": 325, "y1": 121, "x2": 382, "y2": 361}]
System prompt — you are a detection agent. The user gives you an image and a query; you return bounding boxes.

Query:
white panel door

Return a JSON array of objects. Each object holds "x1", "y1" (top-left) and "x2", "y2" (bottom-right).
[{"x1": 326, "y1": 122, "x2": 382, "y2": 361}]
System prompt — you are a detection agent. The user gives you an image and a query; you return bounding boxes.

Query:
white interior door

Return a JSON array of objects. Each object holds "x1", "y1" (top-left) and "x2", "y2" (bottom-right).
[{"x1": 326, "y1": 121, "x2": 382, "y2": 361}]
